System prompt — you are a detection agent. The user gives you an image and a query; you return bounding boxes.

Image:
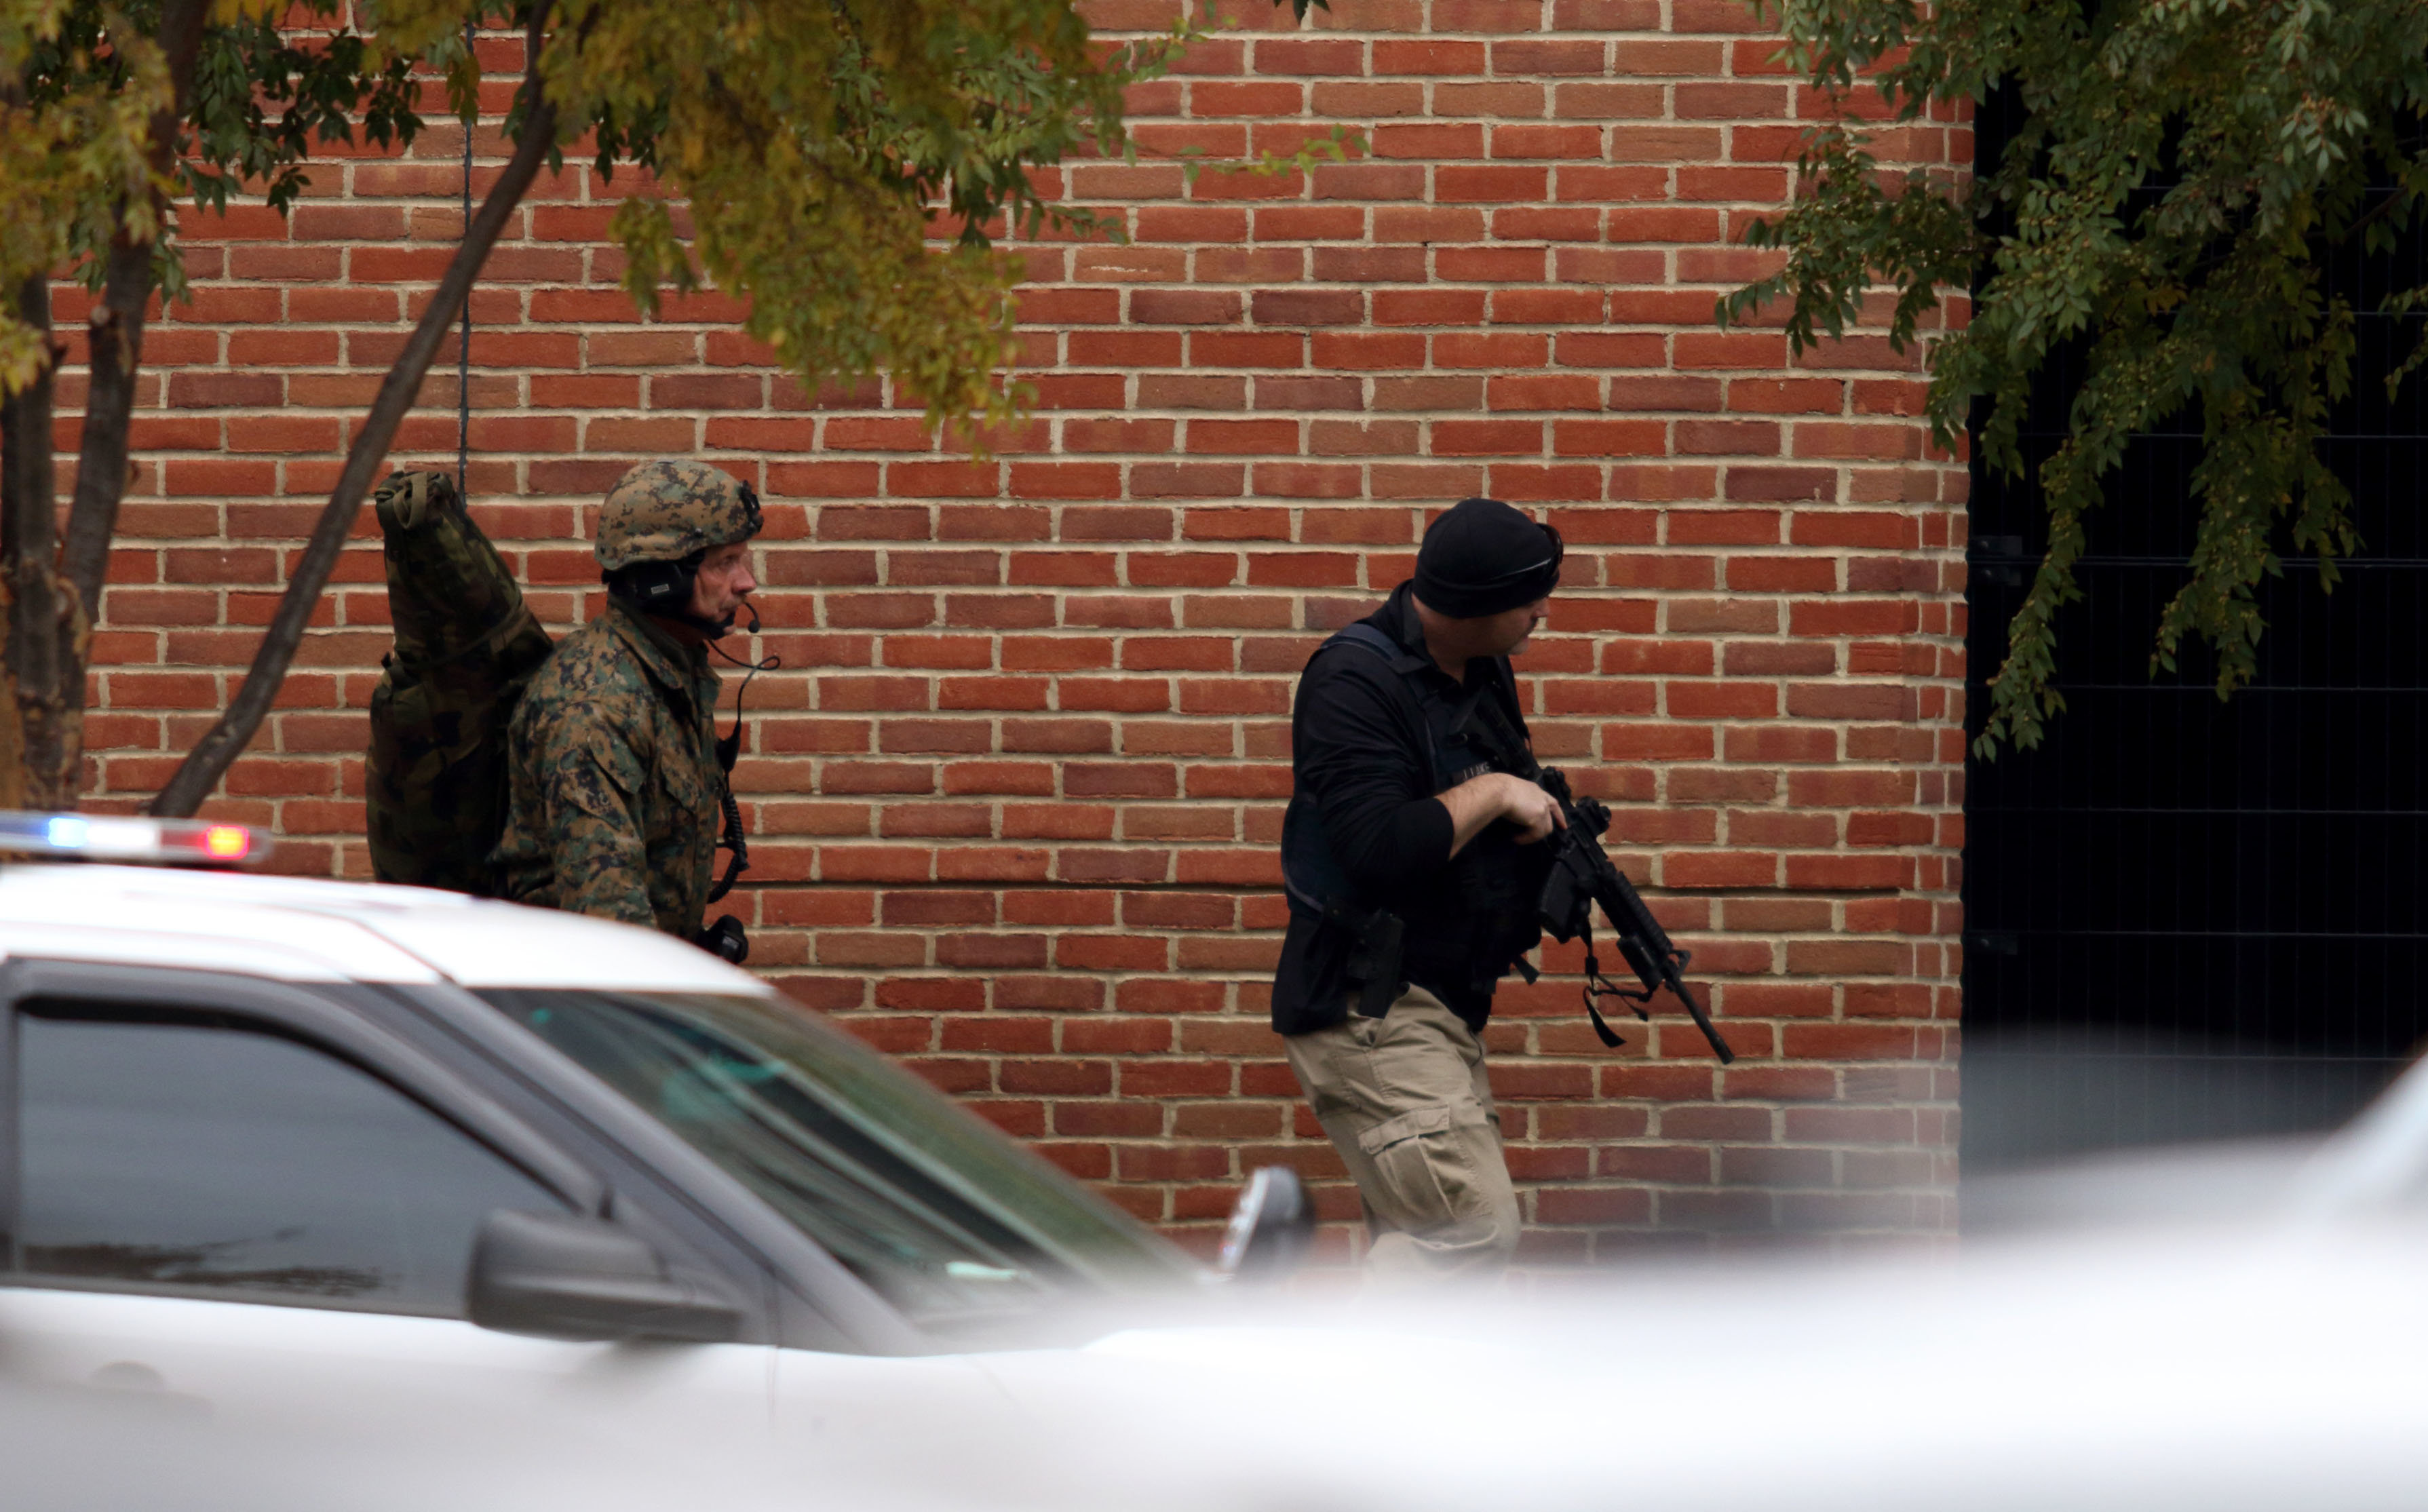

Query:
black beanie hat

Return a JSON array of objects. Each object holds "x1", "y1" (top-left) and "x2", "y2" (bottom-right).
[{"x1": 1412, "y1": 497, "x2": 1564, "y2": 618}]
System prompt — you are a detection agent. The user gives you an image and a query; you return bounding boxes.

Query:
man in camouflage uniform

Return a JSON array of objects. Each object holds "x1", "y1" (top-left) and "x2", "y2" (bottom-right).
[{"x1": 491, "y1": 459, "x2": 762, "y2": 944}]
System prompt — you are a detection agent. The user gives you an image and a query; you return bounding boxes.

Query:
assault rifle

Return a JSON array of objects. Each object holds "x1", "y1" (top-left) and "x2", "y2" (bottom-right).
[{"x1": 1457, "y1": 697, "x2": 1736, "y2": 1064}]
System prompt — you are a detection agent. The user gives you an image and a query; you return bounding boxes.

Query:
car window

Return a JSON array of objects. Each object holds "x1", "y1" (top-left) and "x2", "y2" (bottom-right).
[
  {"x1": 7, "y1": 1001, "x2": 567, "y2": 1317},
  {"x1": 483, "y1": 989, "x2": 1199, "y2": 1334}
]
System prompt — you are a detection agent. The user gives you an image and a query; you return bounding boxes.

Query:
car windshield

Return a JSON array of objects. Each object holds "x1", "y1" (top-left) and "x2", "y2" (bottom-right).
[{"x1": 479, "y1": 988, "x2": 1200, "y2": 1330}]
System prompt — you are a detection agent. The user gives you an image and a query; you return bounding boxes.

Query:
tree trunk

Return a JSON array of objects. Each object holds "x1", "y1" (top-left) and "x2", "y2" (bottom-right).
[
  {"x1": 1, "y1": 272, "x2": 65, "y2": 809},
  {"x1": 149, "y1": 56, "x2": 560, "y2": 818},
  {"x1": 12, "y1": 0, "x2": 215, "y2": 812}
]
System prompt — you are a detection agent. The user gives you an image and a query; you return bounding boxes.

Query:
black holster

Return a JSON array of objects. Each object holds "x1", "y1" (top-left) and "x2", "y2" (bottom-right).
[{"x1": 1342, "y1": 906, "x2": 1406, "y2": 1017}]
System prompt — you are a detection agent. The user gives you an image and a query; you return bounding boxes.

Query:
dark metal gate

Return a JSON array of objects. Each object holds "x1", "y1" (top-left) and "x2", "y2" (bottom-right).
[{"x1": 1960, "y1": 102, "x2": 2428, "y2": 1174}]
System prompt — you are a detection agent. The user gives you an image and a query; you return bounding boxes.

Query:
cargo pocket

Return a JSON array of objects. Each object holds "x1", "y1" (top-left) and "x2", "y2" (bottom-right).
[
  {"x1": 1355, "y1": 1105, "x2": 1476, "y2": 1231},
  {"x1": 653, "y1": 726, "x2": 720, "y2": 838}
]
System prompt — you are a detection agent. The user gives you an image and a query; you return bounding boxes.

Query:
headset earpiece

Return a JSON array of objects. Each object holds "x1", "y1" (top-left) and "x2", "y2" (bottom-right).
[{"x1": 606, "y1": 557, "x2": 697, "y2": 613}]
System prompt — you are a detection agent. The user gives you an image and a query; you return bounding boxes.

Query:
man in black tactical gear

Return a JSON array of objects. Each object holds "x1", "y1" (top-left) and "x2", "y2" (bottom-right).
[{"x1": 1273, "y1": 496, "x2": 1568, "y2": 1282}]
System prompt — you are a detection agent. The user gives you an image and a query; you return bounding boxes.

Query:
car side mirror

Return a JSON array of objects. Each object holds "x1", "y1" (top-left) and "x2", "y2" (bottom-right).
[
  {"x1": 467, "y1": 1208, "x2": 742, "y2": 1344},
  {"x1": 1218, "y1": 1166, "x2": 1313, "y2": 1282}
]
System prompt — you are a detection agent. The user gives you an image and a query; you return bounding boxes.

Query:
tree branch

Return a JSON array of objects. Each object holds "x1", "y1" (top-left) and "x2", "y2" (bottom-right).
[
  {"x1": 61, "y1": 0, "x2": 214, "y2": 625},
  {"x1": 150, "y1": 28, "x2": 558, "y2": 818}
]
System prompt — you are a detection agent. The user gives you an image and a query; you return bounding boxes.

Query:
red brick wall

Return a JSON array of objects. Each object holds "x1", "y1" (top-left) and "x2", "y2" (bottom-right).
[{"x1": 62, "y1": 0, "x2": 1969, "y2": 1259}]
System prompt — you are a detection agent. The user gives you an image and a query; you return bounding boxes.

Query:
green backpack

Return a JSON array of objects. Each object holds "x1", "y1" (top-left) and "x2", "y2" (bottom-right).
[{"x1": 366, "y1": 470, "x2": 555, "y2": 894}]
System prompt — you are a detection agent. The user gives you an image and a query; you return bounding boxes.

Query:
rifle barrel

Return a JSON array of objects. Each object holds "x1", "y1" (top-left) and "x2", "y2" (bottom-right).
[
  {"x1": 1573, "y1": 815, "x2": 1736, "y2": 1066},
  {"x1": 1664, "y1": 974, "x2": 1736, "y2": 1065}
]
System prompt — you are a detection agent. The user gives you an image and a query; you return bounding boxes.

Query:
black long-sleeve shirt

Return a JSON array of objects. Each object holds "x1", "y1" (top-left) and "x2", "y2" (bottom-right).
[
  {"x1": 1295, "y1": 615, "x2": 1458, "y2": 894},
  {"x1": 1271, "y1": 581, "x2": 1538, "y2": 1034}
]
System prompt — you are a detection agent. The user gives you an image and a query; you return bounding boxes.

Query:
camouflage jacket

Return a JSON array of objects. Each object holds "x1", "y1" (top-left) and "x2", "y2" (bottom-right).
[{"x1": 490, "y1": 599, "x2": 723, "y2": 937}]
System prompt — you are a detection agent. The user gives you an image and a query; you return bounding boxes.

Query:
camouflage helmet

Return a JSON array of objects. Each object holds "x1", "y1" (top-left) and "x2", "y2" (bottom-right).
[{"x1": 596, "y1": 460, "x2": 762, "y2": 573}]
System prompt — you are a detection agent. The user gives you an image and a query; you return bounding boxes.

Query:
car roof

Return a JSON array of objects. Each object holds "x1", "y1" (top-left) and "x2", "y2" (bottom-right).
[{"x1": 0, "y1": 863, "x2": 765, "y2": 993}]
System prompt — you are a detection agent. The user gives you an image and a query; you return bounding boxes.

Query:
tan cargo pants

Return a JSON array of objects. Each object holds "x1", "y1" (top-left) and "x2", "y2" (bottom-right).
[{"x1": 1284, "y1": 984, "x2": 1521, "y2": 1283}]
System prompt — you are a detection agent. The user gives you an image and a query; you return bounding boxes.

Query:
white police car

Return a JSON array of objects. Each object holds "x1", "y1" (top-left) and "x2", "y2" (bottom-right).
[{"x1": 0, "y1": 814, "x2": 1252, "y2": 1509}]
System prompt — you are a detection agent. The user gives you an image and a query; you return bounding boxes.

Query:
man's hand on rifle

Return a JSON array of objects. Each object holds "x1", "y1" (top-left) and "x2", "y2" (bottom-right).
[{"x1": 1440, "y1": 771, "x2": 1566, "y2": 855}]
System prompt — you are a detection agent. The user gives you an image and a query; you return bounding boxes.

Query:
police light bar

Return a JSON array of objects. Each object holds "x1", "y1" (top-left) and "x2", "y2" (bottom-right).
[{"x1": 0, "y1": 810, "x2": 268, "y2": 867}]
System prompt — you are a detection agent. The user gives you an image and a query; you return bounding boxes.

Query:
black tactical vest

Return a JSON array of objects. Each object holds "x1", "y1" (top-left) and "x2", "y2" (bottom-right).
[{"x1": 1281, "y1": 621, "x2": 1551, "y2": 1022}]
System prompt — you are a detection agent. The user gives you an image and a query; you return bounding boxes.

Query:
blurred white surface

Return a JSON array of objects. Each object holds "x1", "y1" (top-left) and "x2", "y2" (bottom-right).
[
  {"x1": 4, "y1": 861, "x2": 2424, "y2": 1510},
  {"x1": 9, "y1": 1217, "x2": 2428, "y2": 1511}
]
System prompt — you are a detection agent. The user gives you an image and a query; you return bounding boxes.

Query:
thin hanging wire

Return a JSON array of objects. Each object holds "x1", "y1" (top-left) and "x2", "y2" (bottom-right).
[{"x1": 457, "y1": 18, "x2": 473, "y2": 497}]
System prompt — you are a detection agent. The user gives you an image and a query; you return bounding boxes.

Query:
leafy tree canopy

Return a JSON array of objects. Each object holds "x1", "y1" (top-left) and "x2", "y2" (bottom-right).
[
  {"x1": 363, "y1": 0, "x2": 1206, "y2": 435},
  {"x1": 5, "y1": 0, "x2": 429, "y2": 381},
  {"x1": 5, "y1": 0, "x2": 1195, "y2": 429},
  {"x1": 1718, "y1": 0, "x2": 2428, "y2": 753},
  {"x1": 0, "y1": 0, "x2": 1292, "y2": 813}
]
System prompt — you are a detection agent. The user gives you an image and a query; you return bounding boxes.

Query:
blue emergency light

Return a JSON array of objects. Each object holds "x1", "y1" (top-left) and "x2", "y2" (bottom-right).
[{"x1": 0, "y1": 810, "x2": 266, "y2": 866}]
